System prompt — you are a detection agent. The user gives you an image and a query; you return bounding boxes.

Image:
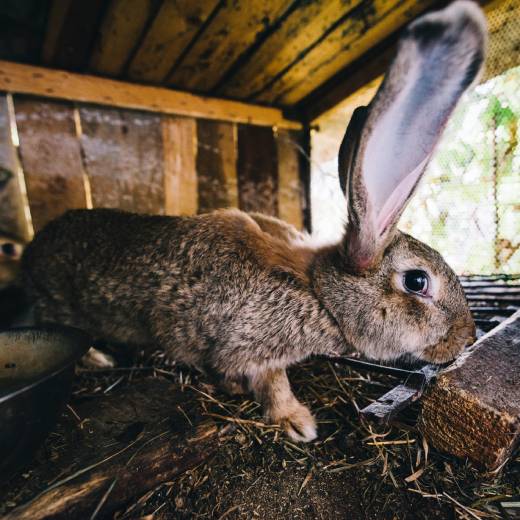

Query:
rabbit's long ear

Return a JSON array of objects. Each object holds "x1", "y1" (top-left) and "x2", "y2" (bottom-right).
[{"x1": 339, "y1": 0, "x2": 486, "y2": 272}]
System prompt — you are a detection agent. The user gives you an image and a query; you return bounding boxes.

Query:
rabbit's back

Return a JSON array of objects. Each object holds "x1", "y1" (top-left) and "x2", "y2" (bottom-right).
[{"x1": 21, "y1": 208, "x2": 341, "y2": 371}]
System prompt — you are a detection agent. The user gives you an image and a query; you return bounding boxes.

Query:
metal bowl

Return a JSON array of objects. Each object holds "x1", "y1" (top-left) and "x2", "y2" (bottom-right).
[{"x1": 0, "y1": 326, "x2": 91, "y2": 483}]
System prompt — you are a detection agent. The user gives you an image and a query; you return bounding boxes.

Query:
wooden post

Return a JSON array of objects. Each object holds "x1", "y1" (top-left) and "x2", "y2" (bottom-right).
[
  {"x1": 0, "y1": 95, "x2": 29, "y2": 240},
  {"x1": 79, "y1": 106, "x2": 165, "y2": 214},
  {"x1": 419, "y1": 310, "x2": 520, "y2": 470},
  {"x1": 197, "y1": 120, "x2": 238, "y2": 213},
  {"x1": 237, "y1": 125, "x2": 278, "y2": 217},
  {"x1": 14, "y1": 98, "x2": 87, "y2": 232},
  {"x1": 276, "y1": 129, "x2": 304, "y2": 230},
  {"x1": 162, "y1": 116, "x2": 198, "y2": 216}
]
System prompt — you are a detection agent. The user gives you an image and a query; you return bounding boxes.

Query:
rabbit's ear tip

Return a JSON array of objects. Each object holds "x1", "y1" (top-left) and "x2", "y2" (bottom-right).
[{"x1": 408, "y1": 0, "x2": 487, "y2": 41}]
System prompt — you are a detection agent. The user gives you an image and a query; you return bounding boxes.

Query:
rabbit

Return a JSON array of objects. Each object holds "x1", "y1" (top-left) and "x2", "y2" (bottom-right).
[
  {"x1": 21, "y1": 0, "x2": 485, "y2": 442},
  {"x1": 0, "y1": 232, "x2": 24, "y2": 289}
]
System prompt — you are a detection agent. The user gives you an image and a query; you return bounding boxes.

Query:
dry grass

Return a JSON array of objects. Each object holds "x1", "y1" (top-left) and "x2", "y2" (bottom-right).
[{"x1": 70, "y1": 350, "x2": 519, "y2": 519}]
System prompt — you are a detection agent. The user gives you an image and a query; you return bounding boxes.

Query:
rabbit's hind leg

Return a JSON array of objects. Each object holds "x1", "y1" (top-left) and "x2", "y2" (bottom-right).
[{"x1": 250, "y1": 368, "x2": 317, "y2": 442}]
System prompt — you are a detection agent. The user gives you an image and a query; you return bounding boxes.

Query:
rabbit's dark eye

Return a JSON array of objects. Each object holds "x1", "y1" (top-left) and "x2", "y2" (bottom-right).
[
  {"x1": 1, "y1": 243, "x2": 15, "y2": 257},
  {"x1": 403, "y1": 270, "x2": 429, "y2": 295}
]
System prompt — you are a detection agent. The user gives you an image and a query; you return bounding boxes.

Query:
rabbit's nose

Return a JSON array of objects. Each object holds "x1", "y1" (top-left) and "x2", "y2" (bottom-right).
[{"x1": 1, "y1": 243, "x2": 16, "y2": 257}]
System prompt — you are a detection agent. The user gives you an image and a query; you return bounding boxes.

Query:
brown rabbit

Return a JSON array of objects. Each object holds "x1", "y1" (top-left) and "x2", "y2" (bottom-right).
[{"x1": 21, "y1": 1, "x2": 485, "y2": 442}]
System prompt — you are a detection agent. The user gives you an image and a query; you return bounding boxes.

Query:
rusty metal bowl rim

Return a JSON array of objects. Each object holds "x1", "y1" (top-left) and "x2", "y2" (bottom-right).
[{"x1": 0, "y1": 324, "x2": 92, "y2": 400}]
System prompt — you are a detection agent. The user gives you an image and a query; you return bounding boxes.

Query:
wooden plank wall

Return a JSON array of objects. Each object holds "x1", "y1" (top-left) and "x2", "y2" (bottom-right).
[{"x1": 0, "y1": 98, "x2": 308, "y2": 239}]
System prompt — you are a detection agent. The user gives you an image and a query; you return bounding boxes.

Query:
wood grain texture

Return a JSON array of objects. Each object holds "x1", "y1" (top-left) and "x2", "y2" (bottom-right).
[
  {"x1": 3, "y1": 378, "x2": 220, "y2": 520},
  {"x1": 128, "y1": 0, "x2": 219, "y2": 83},
  {"x1": 40, "y1": 0, "x2": 106, "y2": 70},
  {"x1": 89, "y1": 0, "x2": 157, "y2": 77},
  {"x1": 162, "y1": 116, "x2": 198, "y2": 216},
  {"x1": 276, "y1": 129, "x2": 303, "y2": 230},
  {"x1": 255, "y1": 0, "x2": 435, "y2": 105},
  {"x1": 0, "y1": 95, "x2": 29, "y2": 240},
  {"x1": 167, "y1": 0, "x2": 290, "y2": 92},
  {"x1": 0, "y1": 61, "x2": 301, "y2": 129},
  {"x1": 219, "y1": 0, "x2": 364, "y2": 99},
  {"x1": 420, "y1": 310, "x2": 520, "y2": 470},
  {"x1": 237, "y1": 124, "x2": 278, "y2": 217},
  {"x1": 197, "y1": 120, "x2": 238, "y2": 213},
  {"x1": 14, "y1": 98, "x2": 87, "y2": 232},
  {"x1": 79, "y1": 106, "x2": 165, "y2": 214}
]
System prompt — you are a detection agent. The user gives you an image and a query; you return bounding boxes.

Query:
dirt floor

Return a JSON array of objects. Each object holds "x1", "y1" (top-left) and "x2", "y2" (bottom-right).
[{"x1": 1, "y1": 347, "x2": 519, "y2": 520}]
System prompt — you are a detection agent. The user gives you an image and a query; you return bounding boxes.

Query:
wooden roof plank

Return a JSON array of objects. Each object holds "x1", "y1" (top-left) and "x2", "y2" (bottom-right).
[
  {"x1": 254, "y1": 0, "x2": 437, "y2": 106},
  {"x1": 0, "y1": 60, "x2": 301, "y2": 129},
  {"x1": 89, "y1": 0, "x2": 158, "y2": 77},
  {"x1": 218, "y1": 0, "x2": 365, "y2": 100},
  {"x1": 41, "y1": 0, "x2": 106, "y2": 71},
  {"x1": 127, "y1": 0, "x2": 219, "y2": 84},
  {"x1": 167, "y1": 0, "x2": 291, "y2": 92}
]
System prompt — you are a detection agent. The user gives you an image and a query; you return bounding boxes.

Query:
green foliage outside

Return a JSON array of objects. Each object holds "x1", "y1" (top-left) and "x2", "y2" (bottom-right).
[{"x1": 400, "y1": 66, "x2": 520, "y2": 275}]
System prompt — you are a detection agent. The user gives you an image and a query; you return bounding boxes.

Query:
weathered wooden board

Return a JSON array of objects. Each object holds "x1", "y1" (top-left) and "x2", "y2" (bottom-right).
[
  {"x1": 0, "y1": 61, "x2": 301, "y2": 130},
  {"x1": 237, "y1": 125, "x2": 278, "y2": 217},
  {"x1": 276, "y1": 129, "x2": 303, "y2": 230},
  {"x1": 0, "y1": 95, "x2": 29, "y2": 240},
  {"x1": 128, "y1": 0, "x2": 219, "y2": 83},
  {"x1": 420, "y1": 310, "x2": 520, "y2": 470},
  {"x1": 41, "y1": 0, "x2": 106, "y2": 70},
  {"x1": 197, "y1": 120, "x2": 238, "y2": 214},
  {"x1": 162, "y1": 116, "x2": 198, "y2": 216},
  {"x1": 219, "y1": 0, "x2": 364, "y2": 99},
  {"x1": 256, "y1": 0, "x2": 435, "y2": 105},
  {"x1": 2, "y1": 378, "x2": 220, "y2": 520},
  {"x1": 79, "y1": 106, "x2": 165, "y2": 214},
  {"x1": 14, "y1": 98, "x2": 87, "y2": 232},
  {"x1": 89, "y1": 0, "x2": 157, "y2": 77},
  {"x1": 167, "y1": 0, "x2": 290, "y2": 92}
]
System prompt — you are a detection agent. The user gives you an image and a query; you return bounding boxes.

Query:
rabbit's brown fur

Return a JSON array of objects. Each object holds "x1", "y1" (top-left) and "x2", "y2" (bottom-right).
[{"x1": 21, "y1": 1, "x2": 485, "y2": 441}]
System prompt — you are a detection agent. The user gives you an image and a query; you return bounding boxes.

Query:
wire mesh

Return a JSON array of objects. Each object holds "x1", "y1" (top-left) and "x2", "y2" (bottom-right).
[{"x1": 310, "y1": 3, "x2": 519, "y2": 275}]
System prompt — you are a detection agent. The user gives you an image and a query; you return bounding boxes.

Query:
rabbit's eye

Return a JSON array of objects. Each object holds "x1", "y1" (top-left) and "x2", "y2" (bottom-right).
[
  {"x1": 403, "y1": 270, "x2": 429, "y2": 295},
  {"x1": 1, "y1": 243, "x2": 16, "y2": 257}
]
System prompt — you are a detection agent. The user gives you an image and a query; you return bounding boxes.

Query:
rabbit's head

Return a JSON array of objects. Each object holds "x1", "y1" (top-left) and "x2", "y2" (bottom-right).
[
  {"x1": 0, "y1": 232, "x2": 24, "y2": 288},
  {"x1": 313, "y1": 1, "x2": 486, "y2": 364}
]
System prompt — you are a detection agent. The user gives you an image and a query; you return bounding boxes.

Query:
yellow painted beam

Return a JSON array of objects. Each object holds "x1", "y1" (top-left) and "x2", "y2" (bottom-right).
[
  {"x1": 89, "y1": 0, "x2": 155, "y2": 76},
  {"x1": 128, "y1": 0, "x2": 218, "y2": 83}
]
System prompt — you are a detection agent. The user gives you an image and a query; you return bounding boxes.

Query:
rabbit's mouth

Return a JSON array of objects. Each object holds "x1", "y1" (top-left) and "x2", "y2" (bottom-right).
[{"x1": 420, "y1": 316, "x2": 476, "y2": 364}]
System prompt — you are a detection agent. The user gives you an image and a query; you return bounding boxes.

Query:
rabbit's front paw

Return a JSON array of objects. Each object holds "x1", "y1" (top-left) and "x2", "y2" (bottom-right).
[
  {"x1": 268, "y1": 400, "x2": 317, "y2": 443},
  {"x1": 81, "y1": 347, "x2": 116, "y2": 369}
]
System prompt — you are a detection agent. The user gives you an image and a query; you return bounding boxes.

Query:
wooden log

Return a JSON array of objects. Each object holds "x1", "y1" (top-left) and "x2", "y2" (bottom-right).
[
  {"x1": 237, "y1": 125, "x2": 278, "y2": 217},
  {"x1": 0, "y1": 60, "x2": 301, "y2": 130},
  {"x1": 79, "y1": 106, "x2": 165, "y2": 214},
  {"x1": 162, "y1": 116, "x2": 198, "y2": 216},
  {"x1": 3, "y1": 377, "x2": 221, "y2": 520},
  {"x1": 419, "y1": 310, "x2": 520, "y2": 470},
  {"x1": 14, "y1": 98, "x2": 87, "y2": 232},
  {"x1": 0, "y1": 95, "x2": 29, "y2": 240},
  {"x1": 197, "y1": 120, "x2": 238, "y2": 213},
  {"x1": 5, "y1": 424, "x2": 219, "y2": 520}
]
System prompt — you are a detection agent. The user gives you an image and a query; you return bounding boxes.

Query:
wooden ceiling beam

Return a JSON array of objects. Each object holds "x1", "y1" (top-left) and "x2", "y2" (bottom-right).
[
  {"x1": 253, "y1": 0, "x2": 438, "y2": 106},
  {"x1": 166, "y1": 0, "x2": 291, "y2": 93},
  {"x1": 0, "y1": 60, "x2": 301, "y2": 129},
  {"x1": 127, "y1": 0, "x2": 219, "y2": 84},
  {"x1": 88, "y1": 0, "x2": 159, "y2": 77},
  {"x1": 216, "y1": 0, "x2": 365, "y2": 100}
]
